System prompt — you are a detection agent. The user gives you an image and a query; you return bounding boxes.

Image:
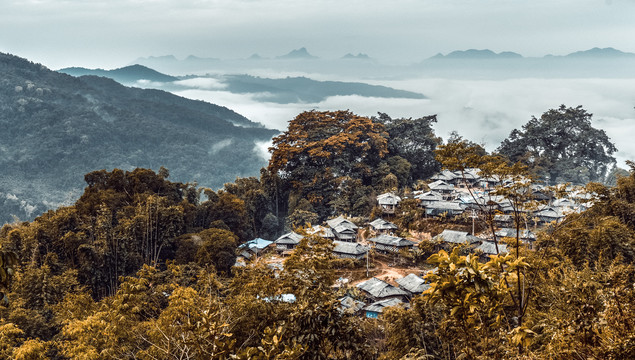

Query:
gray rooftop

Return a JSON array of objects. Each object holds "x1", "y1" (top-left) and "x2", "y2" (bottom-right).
[
  {"x1": 395, "y1": 273, "x2": 430, "y2": 294},
  {"x1": 274, "y1": 232, "x2": 304, "y2": 245},
  {"x1": 332, "y1": 241, "x2": 369, "y2": 256},
  {"x1": 377, "y1": 192, "x2": 402, "y2": 205},
  {"x1": 369, "y1": 218, "x2": 398, "y2": 230},
  {"x1": 356, "y1": 277, "x2": 409, "y2": 299},
  {"x1": 368, "y1": 234, "x2": 416, "y2": 247},
  {"x1": 363, "y1": 297, "x2": 408, "y2": 313},
  {"x1": 327, "y1": 215, "x2": 359, "y2": 230},
  {"x1": 476, "y1": 241, "x2": 508, "y2": 255},
  {"x1": 433, "y1": 229, "x2": 480, "y2": 244}
]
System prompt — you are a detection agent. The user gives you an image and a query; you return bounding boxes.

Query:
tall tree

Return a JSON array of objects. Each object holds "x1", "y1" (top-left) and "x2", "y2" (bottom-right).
[
  {"x1": 374, "y1": 112, "x2": 441, "y2": 183},
  {"x1": 268, "y1": 110, "x2": 388, "y2": 219},
  {"x1": 497, "y1": 105, "x2": 616, "y2": 184}
]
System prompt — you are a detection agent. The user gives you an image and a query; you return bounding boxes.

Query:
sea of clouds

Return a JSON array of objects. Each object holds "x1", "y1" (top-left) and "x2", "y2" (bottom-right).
[{"x1": 172, "y1": 77, "x2": 635, "y2": 168}]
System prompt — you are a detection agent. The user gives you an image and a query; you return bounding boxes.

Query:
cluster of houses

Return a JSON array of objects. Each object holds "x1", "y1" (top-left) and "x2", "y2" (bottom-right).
[
  {"x1": 343, "y1": 272, "x2": 433, "y2": 318},
  {"x1": 269, "y1": 215, "x2": 415, "y2": 260},
  {"x1": 378, "y1": 168, "x2": 592, "y2": 225},
  {"x1": 236, "y1": 168, "x2": 595, "y2": 319}
]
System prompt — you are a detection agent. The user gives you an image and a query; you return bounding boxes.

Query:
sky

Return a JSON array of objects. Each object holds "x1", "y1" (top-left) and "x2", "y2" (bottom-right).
[{"x1": 2, "y1": 0, "x2": 635, "y2": 69}]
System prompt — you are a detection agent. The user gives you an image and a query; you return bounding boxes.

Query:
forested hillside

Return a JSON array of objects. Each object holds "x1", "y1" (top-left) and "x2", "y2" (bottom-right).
[
  {"x1": 0, "y1": 109, "x2": 633, "y2": 359},
  {"x1": 0, "y1": 53, "x2": 277, "y2": 224}
]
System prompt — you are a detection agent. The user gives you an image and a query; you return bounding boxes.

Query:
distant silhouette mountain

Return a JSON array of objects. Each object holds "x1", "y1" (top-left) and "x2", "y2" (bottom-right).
[
  {"x1": 215, "y1": 74, "x2": 426, "y2": 103},
  {"x1": 341, "y1": 53, "x2": 372, "y2": 60},
  {"x1": 429, "y1": 49, "x2": 523, "y2": 60},
  {"x1": 276, "y1": 47, "x2": 318, "y2": 59},
  {"x1": 563, "y1": 47, "x2": 635, "y2": 58},
  {"x1": 59, "y1": 64, "x2": 178, "y2": 84},
  {"x1": 0, "y1": 52, "x2": 277, "y2": 224},
  {"x1": 134, "y1": 55, "x2": 179, "y2": 63}
]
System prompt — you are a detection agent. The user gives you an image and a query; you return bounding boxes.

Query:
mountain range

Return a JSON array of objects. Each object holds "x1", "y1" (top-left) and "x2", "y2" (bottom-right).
[
  {"x1": 59, "y1": 66, "x2": 427, "y2": 104},
  {"x1": 0, "y1": 52, "x2": 278, "y2": 224}
]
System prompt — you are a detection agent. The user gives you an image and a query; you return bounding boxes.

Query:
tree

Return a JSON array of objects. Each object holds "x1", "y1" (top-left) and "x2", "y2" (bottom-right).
[
  {"x1": 498, "y1": 105, "x2": 616, "y2": 184},
  {"x1": 374, "y1": 113, "x2": 441, "y2": 183},
  {"x1": 268, "y1": 110, "x2": 388, "y2": 219}
]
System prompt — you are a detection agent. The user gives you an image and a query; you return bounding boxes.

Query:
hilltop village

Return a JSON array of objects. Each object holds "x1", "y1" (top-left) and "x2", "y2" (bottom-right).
[{"x1": 237, "y1": 166, "x2": 592, "y2": 319}]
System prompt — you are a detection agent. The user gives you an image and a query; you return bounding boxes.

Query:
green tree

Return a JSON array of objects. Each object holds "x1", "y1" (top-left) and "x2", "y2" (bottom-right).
[
  {"x1": 374, "y1": 112, "x2": 441, "y2": 183},
  {"x1": 268, "y1": 110, "x2": 388, "y2": 219},
  {"x1": 497, "y1": 105, "x2": 616, "y2": 184}
]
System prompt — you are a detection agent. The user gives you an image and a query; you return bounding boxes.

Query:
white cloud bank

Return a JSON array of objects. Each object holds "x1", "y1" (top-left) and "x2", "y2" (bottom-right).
[{"x1": 175, "y1": 77, "x2": 635, "y2": 167}]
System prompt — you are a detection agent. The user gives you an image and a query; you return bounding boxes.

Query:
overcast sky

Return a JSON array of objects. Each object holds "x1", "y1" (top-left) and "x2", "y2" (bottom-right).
[{"x1": 2, "y1": 0, "x2": 635, "y2": 69}]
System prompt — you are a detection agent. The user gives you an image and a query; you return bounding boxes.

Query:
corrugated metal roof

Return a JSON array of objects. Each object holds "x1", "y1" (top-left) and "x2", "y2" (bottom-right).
[
  {"x1": 274, "y1": 232, "x2": 304, "y2": 245},
  {"x1": 333, "y1": 241, "x2": 369, "y2": 255},
  {"x1": 327, "y1": 215, "x2": 359, "y2": 230},
  {"x1": 433, "y1": 229, "x2": 480, "y2": 244},
  {"x1": 357, "y1": 277, "x2": 409, "y2": 299},
  {"x1": 396, "y1": 273, "x2": 430, "y2": 294},
  {"x1": 368, "y1": 234, "x2": 416, "y2": 247},
  {"x1": 363, "y1": 297, "x2": 408, "y2": 313}
]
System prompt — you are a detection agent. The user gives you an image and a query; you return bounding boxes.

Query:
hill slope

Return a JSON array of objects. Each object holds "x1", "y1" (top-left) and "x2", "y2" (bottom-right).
[
  {"x1": 59, "y1": 64, "x2": 179, "y2": 84},
  {"x1": 0, "y1": 53, "x2": 278, "y2": 224}
]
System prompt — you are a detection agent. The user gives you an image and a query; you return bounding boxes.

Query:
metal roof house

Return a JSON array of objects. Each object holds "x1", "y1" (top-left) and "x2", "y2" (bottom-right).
[
  {"x1": 332, "y1": 241, "x2": 369, "y2": 260},
  {"x1": 395, "y1": 273, "x2": 430, "y2": 296},
  {"x1": 362, "y1": 298, "x2": 408, "y2": 319},
  {"x1": 238, "y1": 237, "x2": 273, "y2": 259},
  {"x1": 377, "y1": 192, "x2": 402, "y2": 214},
  {"x1": 274, "y1": 232, "x2": 304, "y2": 252},
  {"x1": 423, "y1": 201, "x2": 465, "y2": 217},
  {"x1": 307, "y1": 225, "x2": 336, "y2": 239},
  {"x1": 356, "y1": 277, "x2": 410, "y2": 303},
  {"x1": 475, "y1": 240, "x2": 508, "y2": 256},
  {"x1": 415, "y1": 191, "x2": 444, "y2": 206},
  {"x1": 367, "y1": 234, "x2": 416, "y2": 253},
  {"x1": 369, "y1": 218, "x2": 398, "y2": 234},
  {"x1": 327, "y1": 216, "x2": 358, "y2": 241},
  {"x1": 432, "y1": 229, "x2": 480, "y2": 245}
]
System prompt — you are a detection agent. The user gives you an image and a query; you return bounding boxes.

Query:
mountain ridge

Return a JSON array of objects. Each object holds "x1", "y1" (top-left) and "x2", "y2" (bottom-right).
[{"x1": 0, "y1": 52, "x2": 277, "y2": 224}]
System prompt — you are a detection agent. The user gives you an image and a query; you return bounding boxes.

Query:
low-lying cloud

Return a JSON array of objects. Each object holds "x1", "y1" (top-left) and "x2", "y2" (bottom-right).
[{"x1": 174, "y1": 77, "x2": 635, "y2": 168}]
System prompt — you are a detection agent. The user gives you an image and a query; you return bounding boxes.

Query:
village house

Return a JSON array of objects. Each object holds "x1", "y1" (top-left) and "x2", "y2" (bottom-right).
[
  {"x1": 368, "y1": 218, "x2": 398, "y2": 235},
  {"x1": 356, "y1": 277, "x2": 410, "y2": 303},
  {"x1": 326, "y1": 215, "x2": 359, "y2": 241},
  {"x1": 238, "y1": 237, "x2": 273, "y2": 260},
  {"x1": 338, "y1": 295, "x2": 365, "y2": 315},
  {"x1": 332, "y1": 240, "x2": 369, "y2": 260},
  {"x1": 495, "y1": 228, "x2": 536, "y2": 242},
  {"x1": 533, "y1": 206, "x2": 564, "y2": 224},
  {"x1": 367, "y1": 234, "x2": 416, "y2": 253},
  {"x1": 376, "y1": 192, "x2": 401, "y2": 214},
  {"x1": 414, "y1": 190, "x2": 444, "y2": 207},
  {"x1": 274, "y1": 232, "x2": 304, "y2": 252},
  {"x1": 423, "y1": 200, "x2": 465, "y2": 217},
  {"x1": 427, "y1": 180, "x2": 455, "y2": 200},
  {"x1": 429, "y1": 169, "x2": 458, "y2": 183},
  {"x1": 474, "y1": 240, "x2": 509, "y2": 261},
  {"x1": 433, "y1": 229, "x2": 480, "y2": 248},
  {"x1": 307, "y1": 224, "x2": 336, "y2": 239},
  {"x1": 362, "y1": 298, "x2": 408, "y2": 319},
  {"x1": 395, "y1": 273, "x2": 430, "y2": 297}
]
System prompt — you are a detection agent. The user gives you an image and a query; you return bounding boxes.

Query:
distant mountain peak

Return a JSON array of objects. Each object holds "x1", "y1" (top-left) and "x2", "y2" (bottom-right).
[
  {"x1": 429, "y1": 49, "x2": 523, "y2": 60},
  {"x1": 565, "y1": 47, "x2": 635, "y2": 58},
  {"x1": 341, "y1": 53, "x2": 371, "y2": 60},
  {"x1": 248, "y1": 53, "x2": 264, "y2": 60},
  {"x1": 59, "y1": 64, "x2": 178, "y2": 83},
  {"x1": 276, "y1": 47, "x2": 318, "y2": 59}
]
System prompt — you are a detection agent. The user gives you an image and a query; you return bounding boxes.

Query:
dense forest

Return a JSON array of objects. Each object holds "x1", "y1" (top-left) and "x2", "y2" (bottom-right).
[
  {"x1": 0, "y1": 52, "x2": 277, "y2": 224},
  {"x1": 0, "y1": 108, "x2": 633, "y2": 359}
]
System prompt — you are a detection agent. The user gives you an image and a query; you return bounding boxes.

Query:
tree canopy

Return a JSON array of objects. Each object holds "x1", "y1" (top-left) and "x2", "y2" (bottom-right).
[
  {"x1": 268, "y1": 110, "x2": 388, "y2": 219},
  {"x1": 497, "y1": 105, "x2": 616, "y2": 184}
]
